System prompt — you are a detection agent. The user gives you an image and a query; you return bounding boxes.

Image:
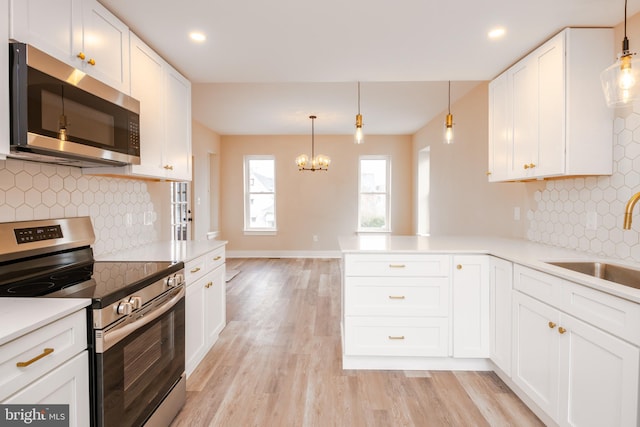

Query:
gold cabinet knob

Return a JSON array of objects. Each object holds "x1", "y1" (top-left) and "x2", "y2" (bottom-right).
[
  {"x1": 529, "y1": 163, "x2": 536, "y2": 169},
  {"x1": 77, "y1": 52, "x2": 86, "y2": 60},
  {"x1": 456, "y1": 264, "x2": 463, "y2": 270},
  {"x1": 548, "y1": 321, "x2": 556, "y2": 329},
  {"x1": 558, "y1": 327, "x2": 567, "y2": 334},
  {"x1": 206, "y1": 282, "x2": 213, "y2": 289},
  {"x1": 164, "y1": 165, "x2": 174, "y2": 170},
  {"x1": 524, "y1": 164, "x2": 529, "y2": 169},
  {"x1": 486, "y1": 171, "x2": 492, "y2": 176},
  {"x1": 88, "y1": 58, "x2": 96, "y2": 66}
]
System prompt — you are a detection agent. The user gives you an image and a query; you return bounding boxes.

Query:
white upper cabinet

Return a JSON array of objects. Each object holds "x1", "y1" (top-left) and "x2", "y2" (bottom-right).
[
  {"x1": 488, "y1": 28, "x2": 613, "y2": 181},
  {"x1": 10, "y1": 0, "x2": 130, "y2": 93},
  {"x1": 1, "y1": 0, "x2": 9, "y2": 159},
  {"x1": 86, "y1": 34, "x2": 192, "y2": 181}
]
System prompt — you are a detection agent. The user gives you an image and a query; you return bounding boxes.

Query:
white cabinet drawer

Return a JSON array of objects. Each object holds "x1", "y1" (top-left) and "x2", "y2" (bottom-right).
[
  {"x1": 205, "y1": 246, "x2": 225, "y2": 272},
  {"x1": 185, "y1": 254, "x2": 206, "y2": 284},
  {"x1": 0, "y1": 309, "x2": 87, "y2": 401},
  {"x1": 344, "y1": 316, "x2": 449, "y2": 357},
  {"x1": 344, "y1": 277, "x2": 449, "y2": 317},
  {"x1": 345, "y1": 254, "x2": 450, "y2": 277},
  {"x1": 560, "y1": 281, "x2": 640, "y2": 346},
  {"x1": 514, "y1": 265, "x2": 562, "y2": 306}
]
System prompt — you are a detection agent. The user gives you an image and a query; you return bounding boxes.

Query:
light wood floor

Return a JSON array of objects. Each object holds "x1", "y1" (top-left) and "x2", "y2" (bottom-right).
[{"x1": 170, "y1": 258, "x2": 544, "y2": 427}]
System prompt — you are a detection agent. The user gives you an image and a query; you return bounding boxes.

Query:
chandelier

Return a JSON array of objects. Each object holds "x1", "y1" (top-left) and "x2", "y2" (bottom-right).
[{"x1": 295, "y1": 115, "x2": 330, "y2": 172}]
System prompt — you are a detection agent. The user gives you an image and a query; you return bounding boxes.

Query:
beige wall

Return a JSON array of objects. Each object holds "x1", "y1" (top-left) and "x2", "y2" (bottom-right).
[
  {"x1": 219, "y1": 134, "x2": 413, "y2": 255},
  {"x1": 412, "y1": 82, "x2": 535, "y2": 238},
  {"x1": 192, "y1": 121, "x2": 222, "y2": 240}
]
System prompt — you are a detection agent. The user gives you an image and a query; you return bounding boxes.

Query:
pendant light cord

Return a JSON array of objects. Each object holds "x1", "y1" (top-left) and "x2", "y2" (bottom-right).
[
  {"x1": 623, "y1": 0, "x2": 630, "y2": 54},
  {"x1": 357, "y1": 82, "x2": 361, "y2": 115},
  {"x1": 448, "y1": 81, "x2": 451, "y2": 114}
]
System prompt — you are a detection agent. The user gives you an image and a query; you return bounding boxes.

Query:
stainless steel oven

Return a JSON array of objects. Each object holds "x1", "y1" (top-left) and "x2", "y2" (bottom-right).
[
  {"x1": 93, "y1": 279, "x2": 185, "y2": 427},
  {"x1": 0, "y1": 217, "x2": 186, "y2": 427}
]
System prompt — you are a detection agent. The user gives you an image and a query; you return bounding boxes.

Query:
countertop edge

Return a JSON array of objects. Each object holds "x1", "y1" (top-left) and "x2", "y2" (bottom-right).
[{"x1": 0, "y1": 298, "x2": 91, "y2": 346}]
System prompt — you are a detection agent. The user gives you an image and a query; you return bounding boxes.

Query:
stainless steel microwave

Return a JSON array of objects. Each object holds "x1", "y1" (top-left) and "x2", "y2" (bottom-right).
[{"x1": 9, "y1": 43, "x2": 141, "y2": 167}]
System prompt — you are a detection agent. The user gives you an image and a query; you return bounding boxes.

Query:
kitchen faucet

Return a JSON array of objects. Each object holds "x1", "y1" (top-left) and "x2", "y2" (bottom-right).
[{"x1": 623, "y1": 192, "x2": 640, "y2": 229}]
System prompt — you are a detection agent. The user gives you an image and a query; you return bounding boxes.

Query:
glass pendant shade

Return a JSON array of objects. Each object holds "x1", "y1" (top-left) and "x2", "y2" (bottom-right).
[
  {"x1": 444, "y1": 113, "x2": 454, "y2": 144},
  {"x1": 355, "y1": 114, "x2": 364, "y2": 144},
  {"x1": 601, "y1": 53, "x2": 640, "y2": 107}
]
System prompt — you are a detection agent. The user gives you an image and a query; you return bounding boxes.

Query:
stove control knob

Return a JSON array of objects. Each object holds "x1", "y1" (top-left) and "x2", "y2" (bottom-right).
[
  {"x1": 166, "y1": 274, "x2": 183, "y2": 288},
  {"x1": 129, "y1": 296, "x2": 143, "y2": 310},
  {"x1": 116, "y1": 301, "x2": 133, "y2": 315}
]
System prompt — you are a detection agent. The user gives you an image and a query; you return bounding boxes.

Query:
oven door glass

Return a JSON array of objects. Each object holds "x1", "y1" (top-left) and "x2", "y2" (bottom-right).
[{"x1": 95, "y1": 297, "x2": 185, "y2": 427}]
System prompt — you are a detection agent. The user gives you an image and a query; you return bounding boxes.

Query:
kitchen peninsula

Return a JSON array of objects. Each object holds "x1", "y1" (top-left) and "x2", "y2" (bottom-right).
[{"x1": 339, "y1": 235, "x2": 640, "y2": 427}]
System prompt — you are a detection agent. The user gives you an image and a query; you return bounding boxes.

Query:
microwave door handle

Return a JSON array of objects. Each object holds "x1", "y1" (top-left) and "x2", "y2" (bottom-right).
[{"x1": 96, "y1": 287, "x2": 185, "y2": 353}]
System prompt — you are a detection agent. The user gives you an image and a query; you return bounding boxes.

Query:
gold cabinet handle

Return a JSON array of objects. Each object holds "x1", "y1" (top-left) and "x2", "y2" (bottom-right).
[
  {"x1": 388, "y1": 336, "x2": 405, "y2": 340},
  {"x1": 77, "y1": 52, "x2": 86, "y2": 60},
  {"x1": 486, "y1": 171, "x2": 492, "y2": 176},
  {"x1": 388, "y1": 295, "x2": 405, "y2": 300},
  {"x1": 548, "y1": 321, "x2": 556, "y2": 329},
  {"x1": 205, "y1": 282, "x2": 213, "y2": 289},
  {"x1": 88, "y1": 58, "x2": 96, "y2": 66},
  {"x1": 213, "y1": 256, "x2": 222, "y2": 261},
  {"x1": 163, "y1": 165, "x2": 174, "y2": 170},
  {"x1": 529, "y1": 163, "x2": 536, "y2": 168},
  {"x1": 388, "y1": 264, "x2": 406, "y2": 268},
  {"x1": 16, "y1": 348, "x2": 54, "y2": 367},
  {"x1": 558, "y1": 327, "x2": 567, "y2": 335},
  {"x1": 190, "y1": 267, "x2": 201, "y2": 273},
  {"x1": 456, "y1": 264, "x2": 462, "y2": 270},
  {"x1": 524, "y1": 164, "x2": 530, "y2": 169}
]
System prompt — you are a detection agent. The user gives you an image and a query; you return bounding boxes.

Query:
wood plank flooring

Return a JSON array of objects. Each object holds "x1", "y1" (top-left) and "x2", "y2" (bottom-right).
[{"x1": 170, "y1": 258, "x2": 544, "y2": 427}]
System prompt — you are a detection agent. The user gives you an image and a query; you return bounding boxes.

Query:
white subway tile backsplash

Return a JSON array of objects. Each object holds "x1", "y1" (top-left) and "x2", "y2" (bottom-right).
[{"x1": 0, "y1": 158, "x2": 159, "y2": 257}]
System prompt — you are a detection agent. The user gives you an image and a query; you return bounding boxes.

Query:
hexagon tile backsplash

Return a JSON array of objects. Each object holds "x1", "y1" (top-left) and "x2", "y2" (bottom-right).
[
  {"x1": 0, "y1": 158, "x2": 158, "y2": 257},
  {"x1": 527, "y1": 112, "x2": 640, "y2": 263}
]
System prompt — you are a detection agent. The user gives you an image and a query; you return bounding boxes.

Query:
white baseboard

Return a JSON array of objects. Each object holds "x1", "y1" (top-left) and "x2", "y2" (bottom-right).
[{"x1": 226, "y1": 250, "x2": 341, "y2": 259}]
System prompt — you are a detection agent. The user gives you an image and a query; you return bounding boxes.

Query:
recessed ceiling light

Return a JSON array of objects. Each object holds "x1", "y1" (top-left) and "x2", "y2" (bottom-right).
[
  {"x1": 488, "y1": 27, "x2": 506, "y2": 40},
  {"x1": 189, "y1": 32, "x2": 206, "y2": 43}
]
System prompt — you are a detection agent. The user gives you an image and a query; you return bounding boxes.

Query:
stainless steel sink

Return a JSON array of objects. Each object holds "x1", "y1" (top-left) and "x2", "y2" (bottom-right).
[{"x1": 547, "y1": 261, "x2": 640, "y2": 290}]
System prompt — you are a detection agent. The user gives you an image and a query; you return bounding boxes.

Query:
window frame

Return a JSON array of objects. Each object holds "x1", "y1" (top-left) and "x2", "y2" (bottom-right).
[
  {"x1": 243, "y1": 155, "x2": 277, "y2": 234},
  {"x1": 357, "y1": 155, "x2": 391, "y2": 233}
]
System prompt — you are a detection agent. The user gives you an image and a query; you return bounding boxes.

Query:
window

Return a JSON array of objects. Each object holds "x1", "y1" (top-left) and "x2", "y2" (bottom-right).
[
  {"x1": 358, "y1": 156, "x2": 390, "y2": 232},
  {"x1": 170, "y1": 182, "x2": 190, "y2": 240},
  {"x1": 244, "y1": 155, "x2": 276, "y2": 233}
]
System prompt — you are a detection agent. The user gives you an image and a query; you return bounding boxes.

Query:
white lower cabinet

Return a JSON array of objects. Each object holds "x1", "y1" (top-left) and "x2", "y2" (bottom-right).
[
  {"x1": 452, "y1": 255, "x2": 490, "y2": 358},
  {"x1": 342, "y1": 253, "x2": 451, "y2": 362},
  {"x1": 3, "y1": 352, "x2": 90, "y2": 426},
  {"x1": 185, "y1": 246, "x2": 226, "y2": 377},
  {"x1": 513, "y1": 265, "x2": 640, "y2": 427},
  {"x1": 489, "y1": 256, "x2": 512, "y2": 375},
  {"x1": 0, "y1": 309, "x2": 89, "y2": 427}
]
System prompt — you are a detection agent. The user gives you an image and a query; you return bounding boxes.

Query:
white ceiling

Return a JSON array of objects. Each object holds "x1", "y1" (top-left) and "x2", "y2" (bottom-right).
[{"x1": 100, "y1": 0, "x2": 639, "y2": 135}]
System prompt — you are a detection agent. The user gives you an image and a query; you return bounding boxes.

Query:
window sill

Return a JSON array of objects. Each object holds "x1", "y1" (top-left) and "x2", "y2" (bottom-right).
[
  {"x1": 356, "y1": 229, "x2": 392, "y2": 235},
  {"x1": 244, "y1": 229, "x2": 277, "y2": 236}
]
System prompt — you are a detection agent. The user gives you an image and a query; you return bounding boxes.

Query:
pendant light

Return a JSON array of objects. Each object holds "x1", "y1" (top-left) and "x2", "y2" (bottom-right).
[
  {"x1": 444, "y1": 81, "x2": 454, "y2": 144},
  {"x1": 355, "y1": 82, "x2": 364, "y2": 144},
  {"x1": 296, "y1": 115, "x2": 330, "y2": 172},
  {"x1": 601, "y1": 0, "x2": 640, "y2": 107}
]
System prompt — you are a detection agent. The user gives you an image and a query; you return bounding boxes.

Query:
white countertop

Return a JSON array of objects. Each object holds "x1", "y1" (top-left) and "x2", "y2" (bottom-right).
[
  {"x1": 339, "y1": 235, "x2": 640, "y2": 304},
  {"x1": 96, "y1": 239, "x2": 227, "y2": 263},
  {"x1": 0, "y1": 298, "x2": 91, "y2": 346}
]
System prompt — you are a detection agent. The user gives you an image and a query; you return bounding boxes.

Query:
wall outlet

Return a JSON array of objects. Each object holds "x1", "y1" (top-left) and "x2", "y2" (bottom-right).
[{"x1": 586, "y1": 211, "x2": 598, "y2": 230}]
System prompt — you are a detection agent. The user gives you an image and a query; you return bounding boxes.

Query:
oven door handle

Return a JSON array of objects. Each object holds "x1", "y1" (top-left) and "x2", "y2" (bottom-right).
[{"x1": 97, "y1": 287, "x2": 185, "y2": 353}]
